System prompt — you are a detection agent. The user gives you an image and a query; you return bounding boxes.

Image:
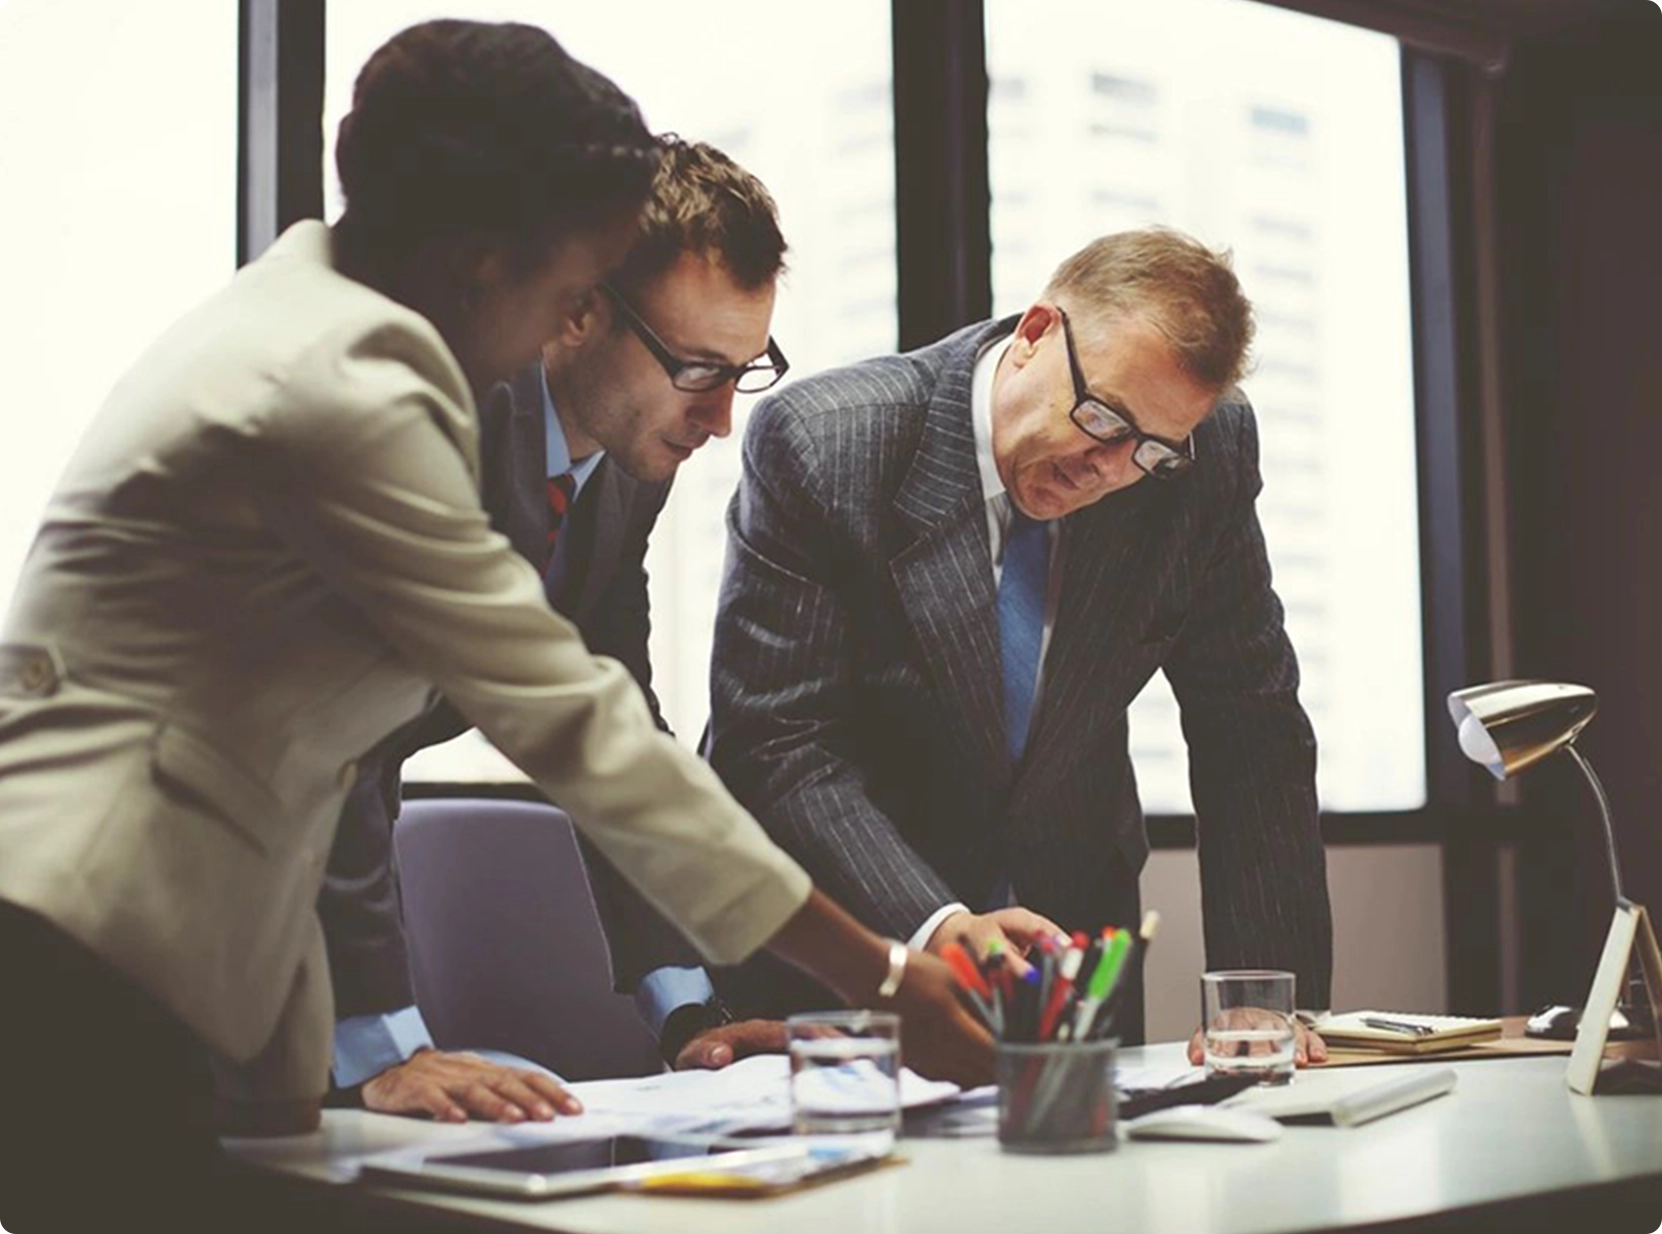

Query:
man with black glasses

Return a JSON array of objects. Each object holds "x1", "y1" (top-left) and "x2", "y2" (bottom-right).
[
  {"x1": 700, "y1": 227, "x2": 1334, "y2": 1048},
  {"x1": 318, "y1": 137, "x2": 795, "y2": 1122}
]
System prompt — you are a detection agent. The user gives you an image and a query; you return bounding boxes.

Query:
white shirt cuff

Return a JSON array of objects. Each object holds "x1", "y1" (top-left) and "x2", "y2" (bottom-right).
[{"x1": 909, "y1": 903, "x2": 971, "y2": 952}]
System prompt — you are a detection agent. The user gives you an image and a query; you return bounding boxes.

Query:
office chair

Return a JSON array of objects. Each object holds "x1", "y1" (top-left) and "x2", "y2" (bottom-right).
[{"x1": 393, "y1": 797, "x2": 663, "y2": 1081}]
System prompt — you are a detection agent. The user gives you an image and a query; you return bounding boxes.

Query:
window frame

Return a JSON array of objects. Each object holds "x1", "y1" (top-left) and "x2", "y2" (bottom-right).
[{"x1": 243, "y1": 0, "x2": 1509, "y2": 1006}]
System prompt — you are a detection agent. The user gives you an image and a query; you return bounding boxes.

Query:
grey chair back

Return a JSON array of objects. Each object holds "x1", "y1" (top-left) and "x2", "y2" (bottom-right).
[{"x1": 393, "y1": 797, "x2": 662, "y2": 1081}]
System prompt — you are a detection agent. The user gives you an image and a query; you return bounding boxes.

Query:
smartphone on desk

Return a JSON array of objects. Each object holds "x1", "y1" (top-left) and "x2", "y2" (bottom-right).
[{"x1": 357, "y1": 1133, "x2": 808, "y2": 1200}]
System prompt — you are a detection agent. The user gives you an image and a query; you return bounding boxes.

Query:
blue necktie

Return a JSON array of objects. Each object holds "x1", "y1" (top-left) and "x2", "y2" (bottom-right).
[{"x1": 999, "y1": 507, "x2": 1050, "y2": 763}]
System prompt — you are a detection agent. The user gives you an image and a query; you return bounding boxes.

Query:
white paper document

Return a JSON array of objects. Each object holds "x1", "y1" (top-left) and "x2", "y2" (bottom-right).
[{"x1": 523, "y1": 1055, "x2": 960, "y2": 1141}]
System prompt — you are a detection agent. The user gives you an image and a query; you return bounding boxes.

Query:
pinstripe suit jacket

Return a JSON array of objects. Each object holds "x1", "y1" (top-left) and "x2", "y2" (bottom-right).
[{"x1": 707, "y1": 317, "x2": 1332, "y2": 1016}]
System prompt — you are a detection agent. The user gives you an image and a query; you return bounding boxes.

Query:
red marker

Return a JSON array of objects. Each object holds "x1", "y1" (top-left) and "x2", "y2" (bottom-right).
[{"x1": 941, "y1": 940, "x2": 992, "y2": 999}]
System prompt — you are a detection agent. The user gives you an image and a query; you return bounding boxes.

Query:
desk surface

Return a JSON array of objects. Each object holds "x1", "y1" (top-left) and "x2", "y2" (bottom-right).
[{"x1": 226, "y1": 1044, "x2": 1662, "y2": 1234}]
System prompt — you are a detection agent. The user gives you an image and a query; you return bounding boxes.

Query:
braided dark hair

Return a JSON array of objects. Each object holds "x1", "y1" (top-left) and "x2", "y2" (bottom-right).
[{"x1": 336, "y1": 20, "x2": 657, "y2": 263}]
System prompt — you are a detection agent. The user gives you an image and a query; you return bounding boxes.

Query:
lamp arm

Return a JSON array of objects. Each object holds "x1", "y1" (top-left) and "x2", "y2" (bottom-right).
[{"x1": 1563, "y1": 744, "x2": 1625, "y2": 905}]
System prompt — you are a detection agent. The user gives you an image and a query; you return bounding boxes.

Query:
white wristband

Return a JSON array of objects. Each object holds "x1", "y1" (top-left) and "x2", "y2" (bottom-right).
[{"x1": 877, "y1": 940, "x2": 908, "y2": 1000}]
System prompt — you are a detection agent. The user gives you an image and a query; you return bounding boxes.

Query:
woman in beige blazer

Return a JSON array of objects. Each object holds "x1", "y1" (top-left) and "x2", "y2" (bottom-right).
[{"x1": 0, "y1": 21, "x2": 987, "y2": 1232}]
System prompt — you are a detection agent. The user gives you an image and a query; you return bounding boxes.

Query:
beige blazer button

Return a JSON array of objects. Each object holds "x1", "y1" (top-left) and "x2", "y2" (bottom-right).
[
  {"x1": 338, "y1": 759, "x2": 358, "y2": 786},
  {"x1": 20, "y1": 657, "x2": 49, "y2": 691}
]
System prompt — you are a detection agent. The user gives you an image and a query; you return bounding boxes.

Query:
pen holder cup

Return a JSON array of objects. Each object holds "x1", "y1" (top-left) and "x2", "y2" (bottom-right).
[{"x1": 996, "y1": 1039, "x2": 1118, "y2": 1154}]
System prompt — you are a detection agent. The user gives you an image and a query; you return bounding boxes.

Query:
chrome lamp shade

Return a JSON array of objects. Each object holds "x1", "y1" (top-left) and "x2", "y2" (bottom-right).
[{"x1": 1446, "y1": 681, "x2": 1597, "y2": 781}]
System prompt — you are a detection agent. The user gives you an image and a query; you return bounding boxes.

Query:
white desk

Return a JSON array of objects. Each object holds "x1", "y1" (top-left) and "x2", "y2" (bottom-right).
[{"x1": 226, "y1": 1044, "x2": 1662, "y2": 1233}]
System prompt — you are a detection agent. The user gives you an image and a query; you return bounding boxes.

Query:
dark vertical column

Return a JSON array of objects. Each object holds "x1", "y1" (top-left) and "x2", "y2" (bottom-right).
[
  {"x1": 1499, "y1": 3, "x2": 1662, "y2": 1009},
  {"x1": 239, "y1": 0, "x2": 325, "y2": 267},
  {"x1": 1403, "y1": 50, "x2": 1501, "y2": 1013},
  {"x1": 892, "y1": 0, "x2": 991, "y2": 351}
]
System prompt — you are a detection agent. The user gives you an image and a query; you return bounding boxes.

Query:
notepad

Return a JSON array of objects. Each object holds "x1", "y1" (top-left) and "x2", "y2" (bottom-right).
[{"x1": 1317, "y1": 1011, "x2": 1502, "y2": 1054}]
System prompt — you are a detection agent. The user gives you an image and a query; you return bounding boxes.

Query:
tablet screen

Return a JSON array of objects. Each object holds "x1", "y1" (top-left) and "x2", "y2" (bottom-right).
[{"x1": 426, "y1": 1136, "x2": 741, "y2": 1177}]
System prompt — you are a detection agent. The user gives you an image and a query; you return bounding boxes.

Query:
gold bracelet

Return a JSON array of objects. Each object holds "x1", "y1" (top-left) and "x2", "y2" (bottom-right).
[{"x1": 877, "y1": 939, "x2": 908, "y2": 999}]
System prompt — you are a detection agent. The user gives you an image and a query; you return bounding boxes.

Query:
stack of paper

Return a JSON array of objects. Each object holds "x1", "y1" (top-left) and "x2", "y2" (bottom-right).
[
  {"x1": 560, "y1": 1055, "x2": 960, "y2": 1138},
  {"x1": 1317, "y1": 1011, "x2": 1502, "y2": 1054}
]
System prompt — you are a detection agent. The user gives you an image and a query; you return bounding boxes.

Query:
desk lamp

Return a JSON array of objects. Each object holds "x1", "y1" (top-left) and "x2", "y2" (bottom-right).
[{"x1": 1448, "y1": 681, "x2": 1662, "y2": 1093}]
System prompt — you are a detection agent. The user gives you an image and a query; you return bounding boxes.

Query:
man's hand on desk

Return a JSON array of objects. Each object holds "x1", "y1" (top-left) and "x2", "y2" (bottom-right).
[
  {"x1": 362, "y1": 1048, "x2": 581, "y2": 1124},
  {"x1": 673, "y1": 1019, "x2": 789, "y2": 1070},
  {"x1": 1185, "y1": 1015, "x2": 1329, "y2": 1067},
  {"x1": 925, "y1": 906, "x2": 1065, "y2": 976}
]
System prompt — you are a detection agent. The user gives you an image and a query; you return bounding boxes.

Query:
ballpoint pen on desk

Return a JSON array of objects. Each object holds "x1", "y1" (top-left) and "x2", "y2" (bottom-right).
[{"x1": 1360, "y1": 1016, "x2": 1435, "y2": 1037}]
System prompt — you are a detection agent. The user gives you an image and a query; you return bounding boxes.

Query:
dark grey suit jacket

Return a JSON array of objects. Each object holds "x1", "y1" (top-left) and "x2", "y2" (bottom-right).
[
  {"x1": 317, "y1": 361, "x2": 691, "y2": 1019},
  {"x1": 706, "y1": 318, "x2": 1332, "y2": 1019}
]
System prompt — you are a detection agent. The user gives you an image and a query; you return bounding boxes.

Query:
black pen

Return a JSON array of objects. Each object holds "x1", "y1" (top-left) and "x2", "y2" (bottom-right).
[{"x1": 1361, "y1": 1016, "x2": 1434, "y2": 1037}]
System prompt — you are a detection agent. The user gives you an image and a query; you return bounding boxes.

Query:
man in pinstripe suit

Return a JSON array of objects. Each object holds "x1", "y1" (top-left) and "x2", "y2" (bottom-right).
[{"x1": 699, "y1": 227, "x2": 1333, "y2": 1046}]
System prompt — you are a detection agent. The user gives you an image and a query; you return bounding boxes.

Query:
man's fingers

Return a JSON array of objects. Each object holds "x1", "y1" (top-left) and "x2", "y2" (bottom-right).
[
  {"x1": 493, "y1": 1075, "x2": 556, "y2": 1121},
  {"x1": 423, "y1": 1089, "x2": 468, "y2": 1123},
  {"x1": 525, "y1": 1073, "x2": 583, "y2": 1114},
  {"x1": 1293, "y1": 1023, "x2": 1327, "y2": 1066},
  {"x1": 676, "y1": 1019, "x2": 791, "y2": 1071},
  {"x1": 993, "y1": 908, "x2": 1065, "y2": 945},
  {"x1": 460, "y1": 1080, "x2": 524, "y2": 1123},
  {"x1": 730, "y1": 1020, "x2": 789, "y2": 1058},
  {"x1": 675, "y1": 1035, "x2": 732, "y2": 1070}
]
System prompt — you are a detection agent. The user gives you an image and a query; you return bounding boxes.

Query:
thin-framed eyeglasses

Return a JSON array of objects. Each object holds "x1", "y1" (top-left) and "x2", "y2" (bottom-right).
[
  {"x1": 601, "y1": 283, "x2": 789, "y2": 394},
  {"x1": 1057, "y1": 307, "x2": 1196, "y2": 481}
]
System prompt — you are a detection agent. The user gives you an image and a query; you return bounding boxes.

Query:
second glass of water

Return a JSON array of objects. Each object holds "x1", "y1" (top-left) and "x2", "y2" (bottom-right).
[
  {"x1": 787, "y1": 1010, "x2": 902, "y2": 1134},
  {"x1": 1201, "y1": 969, "x2": 1296, "y2": 1086}
]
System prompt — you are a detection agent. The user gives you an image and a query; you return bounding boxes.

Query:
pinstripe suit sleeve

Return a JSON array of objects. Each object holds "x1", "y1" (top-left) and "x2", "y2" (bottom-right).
[
  {"x1": 708, "y1": 394, "x2": 958, "y2": 941},
  {"x1": 1163, "y1": 400, "x2": 1333, "y2": 1008}
]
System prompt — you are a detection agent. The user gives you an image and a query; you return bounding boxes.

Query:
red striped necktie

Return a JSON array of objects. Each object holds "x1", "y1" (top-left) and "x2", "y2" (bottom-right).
[{"x1": 543, "y1": 472, "x2": 577, "y2": 571}]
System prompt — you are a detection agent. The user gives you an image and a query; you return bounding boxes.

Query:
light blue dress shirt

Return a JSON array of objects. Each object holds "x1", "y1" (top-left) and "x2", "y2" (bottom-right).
[
  {"x1": 330, "y1": 369, "x2": 602, "y2": 1089},
  {"x1": 635, "y1": 966, "x2": 719, "y2": 1042}
]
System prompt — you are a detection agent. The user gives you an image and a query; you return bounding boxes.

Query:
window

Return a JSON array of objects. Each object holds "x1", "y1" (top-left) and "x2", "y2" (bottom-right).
[
  {"x1": 986, "y1": 0, "x2": 1425, "y2": 812},
  {"x1": 325, "y1": 3, "x2": 896, "y2": 779},
  {"x1": 0, "y1": 0, "x2": 236, "y2": 611}
]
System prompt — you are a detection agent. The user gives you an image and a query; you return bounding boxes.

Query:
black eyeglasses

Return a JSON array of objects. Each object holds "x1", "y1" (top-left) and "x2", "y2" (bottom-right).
[
  {"x1": 1057, "y1": 307, "x2": 1196, "y2": 481},
  {"x1": 601, "y1": 283, "x2": 789, "y2": 394}
]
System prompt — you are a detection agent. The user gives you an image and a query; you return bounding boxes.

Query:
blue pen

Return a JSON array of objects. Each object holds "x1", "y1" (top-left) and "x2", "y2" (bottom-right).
[{"x1": 1017, "y1": 968, "x2": 1042, "y2": 1042}]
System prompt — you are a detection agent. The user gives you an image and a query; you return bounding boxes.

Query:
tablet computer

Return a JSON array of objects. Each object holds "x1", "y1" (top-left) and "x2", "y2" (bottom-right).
[{"x1": 357, "y1": 1133, "x2": 810, "y2": 1200}]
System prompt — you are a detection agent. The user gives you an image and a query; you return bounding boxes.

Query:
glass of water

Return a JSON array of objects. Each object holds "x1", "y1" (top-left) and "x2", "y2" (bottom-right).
[
  {"x1": 787, "y1": 1010, "x2": 902, "y2": 1134},
  {"x1": 1201, "y1": 970, "x2": 1296, "y2": 1086}
]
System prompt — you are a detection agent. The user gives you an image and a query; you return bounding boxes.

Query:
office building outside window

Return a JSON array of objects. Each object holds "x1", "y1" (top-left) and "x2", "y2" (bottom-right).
[
  {"x1": 986, "y1": 0, "x2": 1426, "y2": 812},
  {"x1": 326, "y1": 2, "x2": 896, "y2": 779},
  {"x1": 0, "y1": 0, "x2": 236, "y2": 612}
]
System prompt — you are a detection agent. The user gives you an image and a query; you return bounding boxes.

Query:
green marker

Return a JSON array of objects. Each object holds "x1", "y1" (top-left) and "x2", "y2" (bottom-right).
[{"x1": 1071, "y1": 929, "x2": 1132, "y2": 1040}]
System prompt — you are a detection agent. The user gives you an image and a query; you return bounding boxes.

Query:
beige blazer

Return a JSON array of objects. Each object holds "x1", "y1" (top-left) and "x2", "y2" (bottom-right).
[{"x1": 0, "y1": 222, "x2": 809, "y2": 1102}]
